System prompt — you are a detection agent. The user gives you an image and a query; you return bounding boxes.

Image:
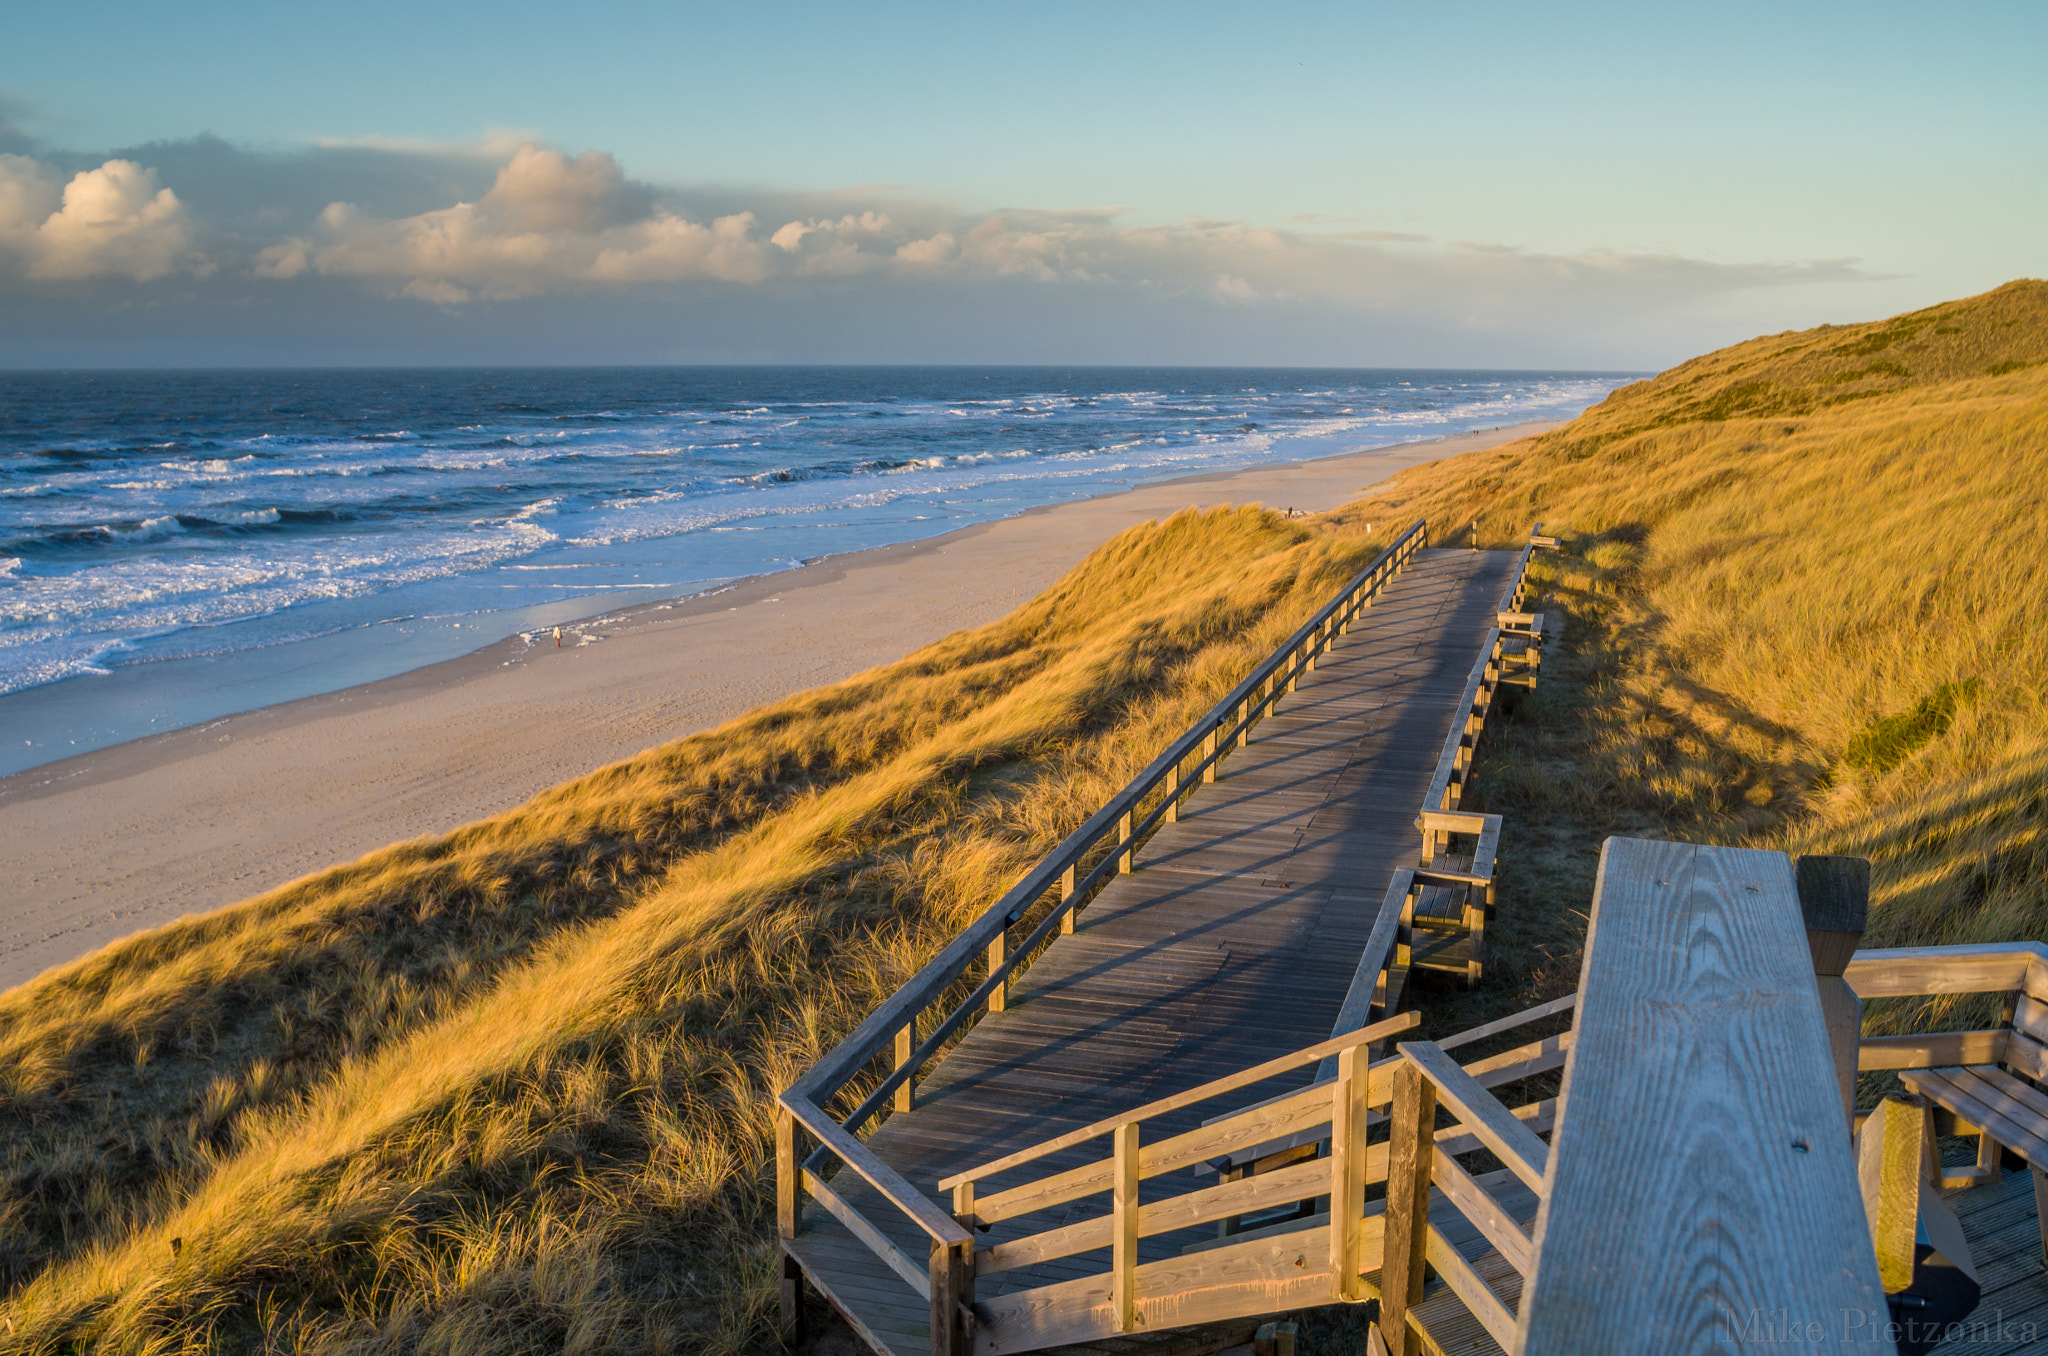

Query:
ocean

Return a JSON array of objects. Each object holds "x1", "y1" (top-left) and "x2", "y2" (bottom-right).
[{"x1": 0, "y1": 366, "x2": 1632, "y2": 774}]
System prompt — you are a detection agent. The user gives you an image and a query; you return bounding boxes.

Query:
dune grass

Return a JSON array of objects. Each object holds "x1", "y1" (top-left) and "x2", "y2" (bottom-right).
[
  {"x1": 1325, "y1": 277, "x2": 2048, "y2": 1043},
  {"x1": 3, "y1": 280, "x2": 2046, "y2": 1351},
  {"x1": 0, "y1": 505, "x2": 1400, "y2": 1352}
]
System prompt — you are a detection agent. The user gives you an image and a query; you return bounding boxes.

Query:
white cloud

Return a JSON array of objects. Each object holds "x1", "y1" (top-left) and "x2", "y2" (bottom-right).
[
  {"x1": 0, "y1": 137, "x2": 1878, "y2": 365},
  {"x1": 0, "y1": 155, "x2": 200, "y2": 280}
]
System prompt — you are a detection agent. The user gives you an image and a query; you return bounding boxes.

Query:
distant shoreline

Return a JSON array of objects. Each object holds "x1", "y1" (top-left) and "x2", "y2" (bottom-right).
[{"x1": 0, "y1": 420, "x2": 1559, "y2": 992}]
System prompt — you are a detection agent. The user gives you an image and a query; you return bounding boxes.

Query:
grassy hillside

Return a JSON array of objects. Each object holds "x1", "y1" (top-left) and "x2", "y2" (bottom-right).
[
  {"x1": 2, "y1": 280, "x2": 2044, "y2": 1351},
  {"x1": 0, "y1": 507, "x2": 1391, "y2": 1352},
  {"x1": 1333, "y1": 277, "x2": 2048, "y2": 1037}
]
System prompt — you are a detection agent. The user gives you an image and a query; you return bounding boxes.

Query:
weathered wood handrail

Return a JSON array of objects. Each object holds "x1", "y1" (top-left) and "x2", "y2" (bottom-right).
[
  {"x1": 776, "y1": 520, "x2": 1432, "y2": 1338},
  {"x1": 926, "y1": 1015, "x2": 1557, "y2": 1355},
  {"x1": 1515, "y1": 837, "x2": 1894, "y2": 1354},
  {"x1": 1353, "y1": 523, "x2": 1552, "y2": 1016},
  {"x1": 1376, "y1": 1037, "x2": 1557, "y2": 1355},
  {"x1": 786, "y1": 520, "x2": 1428, "y2": 1113}
]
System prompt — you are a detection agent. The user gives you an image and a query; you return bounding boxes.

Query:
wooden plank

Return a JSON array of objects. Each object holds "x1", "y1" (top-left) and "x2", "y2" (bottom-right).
[
  {"x1": 1844, "y1": 943, "x2": 2042, "y2": 999},
  {"x1": 783, "y1": 1096, "x2": 973, "y2": 1247},
  {"x1": 1424, "y1": 1224, "x2": 1518, "y2": 1351},
  {"x1": 2016, "y1": 993, "x2": 2048, "y2": 1044},
  {"x1": 803, "y1": 1170, "x2": 933, "y2": 1298},
  {"x1": 1435, "y1": 993, "x2": 1578, "y2": 1053},
  {"x1": 941, "y1": 1013, "x2": 1414, "y2": 1189},
  {"x1": 1380, "y1": 1059, "x2": 1435, "y2": 1356},
  {"x1": 1113, "y1": 1122, "x2": 1140, "y2": 1334},
  {"x1": 976, "y1": 1155, "x2": 1332, "y2": 1277},
  {"x1": 973, "y1": 1223, "x2": 1382, "y2": 1356},
  {"x1": 1430, "y1": 1147, "x2": 1533, "y2": 1276},
  {"x1": 1858, "y1": 1029, "x2": 2009, "y2": 1070},
  {"x1": 971, "y1": 1083, "x2": 1341, "y2": 1226},
  {"x1": 1518, "y1": 838, "x2": 1892, "y2": 1354},
  {"x1": 1462, "y1": 1031, "x2": 1572, "y2": 1092},
  {"x1": 1398, "y1": 1042, "x2": 1548, "y2": 1193}
]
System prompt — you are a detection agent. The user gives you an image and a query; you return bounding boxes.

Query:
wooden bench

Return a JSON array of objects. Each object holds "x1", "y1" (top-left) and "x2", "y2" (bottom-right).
[
  {"x1": 1400, "y1": 810, "x2": 1500, "y2": 989},
  {"x1": 1847, "y1": 942, "x2": 2048, "y2": 1266},
  {"x1": 1496, "y1": 610, "x2": 1548, "y2": 689}
]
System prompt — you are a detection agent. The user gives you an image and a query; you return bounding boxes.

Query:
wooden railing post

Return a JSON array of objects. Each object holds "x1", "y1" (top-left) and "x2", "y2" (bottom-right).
[
  {"x1": 1118, "y1": 810, "x2": 1134, "y2": 874},
  {"x1": 1059, "y1": 864, "x2": 1077, "y2": 935},
  {"x1": 894, "y1": 1018, "x2": 917, "y2": 1113},
  {"x1": 930, "y1": 1236, "x2": 971, "y2": 1356},
  {"x1": 1113, "y1": 1120, "x2": 1141, "y2": 1332},
  {"x1": 1202, "y1": 724, "x2": 1219, "y2": 783},
  {"x1": 776, "y1": 1104, "x2": 805, "y2": 1336},
  {"x1": 1379, "y1": 1058, "x2": 1435, "y2": 1356},
  {"x1": 1165, "y1": 758, "x2": 1180, "y2": 824},
  {"x1": 1798, "y1": 855, "x2": 1869, "y2": 1127},
  {"x1": 987, "y1": 928, "x2": 1009, "y2": 1013},
  {"x1": 1328, "y1": 1044, "x2": 1369, "y2": 1301}
]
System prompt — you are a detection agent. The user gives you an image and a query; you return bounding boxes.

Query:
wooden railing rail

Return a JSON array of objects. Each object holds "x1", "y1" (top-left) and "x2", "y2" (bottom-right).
[
  {"x1": 920, "y1": 1016, "x2": 1558, "y2": 1356},
  {"x1": 1515, "y1": 838, "x2": 1893, "y2": 1355},
  {"x1": 776, "y1": 520, "x2": 1431, "y2": 1341},
  {"x1": 1353, "y1": 524, "x2": 1554, "y2": 1015},
  {"x1": 1377, "y1": 1039, "x2": 1554, "y2": 1355}
]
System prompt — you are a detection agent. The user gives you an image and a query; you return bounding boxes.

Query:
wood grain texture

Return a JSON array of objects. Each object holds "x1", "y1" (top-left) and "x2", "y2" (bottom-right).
[
  {"x1": 1844, "y1": 943, "x2": 2043, "y2": 999},
  {"x1": 1517, "y1": 837, "x2": 1892, "y2": 1354}
]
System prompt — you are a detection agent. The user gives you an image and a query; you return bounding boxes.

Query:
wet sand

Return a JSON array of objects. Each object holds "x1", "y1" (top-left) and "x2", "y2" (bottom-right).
[{"x1": 0, "y1": 422, "x2": 1553, "y2": 991}]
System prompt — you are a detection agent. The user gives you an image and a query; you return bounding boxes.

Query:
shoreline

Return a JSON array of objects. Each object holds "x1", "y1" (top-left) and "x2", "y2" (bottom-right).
[{"x1": 0, "y1": 420, "x2": 1556, "y2": 991}]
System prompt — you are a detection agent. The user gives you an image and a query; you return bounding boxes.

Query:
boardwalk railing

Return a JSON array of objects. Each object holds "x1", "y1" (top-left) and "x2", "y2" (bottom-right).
[
  {"x1": 1844, "y1": 940, "x2": 2048, "y2": 1190},
  {"x1": 1515, "y1": 838, "x2": 1892, "y2": 1354},
  {"x1": 928, "y1": 1006, "x2": 1569, "y2": 1356},
  {"x1": 1352, "y1": 525, "x2": 1554, "y2": 1012},
  {"x1": 777, "y1": 519, "x2": 1430, "y2": 1345}
]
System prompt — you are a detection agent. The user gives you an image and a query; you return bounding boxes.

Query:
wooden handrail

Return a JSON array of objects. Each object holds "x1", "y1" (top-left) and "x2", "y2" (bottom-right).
[
  {"x1": 778, "y1": 520, "x2": 1432, "y2": 1331},
  {"x1": 778, "y1": 1095, "x2": 973, "y2": 1248},
  {"x1": 786, "y1": 520, "x2": 1429, "y2": 1112},
  {"x1": 1516, "y1": 838, "x2": 1892, "y2": 1355},
  {"x1": 938, "y1": 1010, "x2": 1419, "y2": 1190},
  {"x1": 1398, "y1": 1041, "x2": 1549, "y2": 1191},
  {"x1": 1843, "y1": 941, "x2": 2046, "y2": 999}
]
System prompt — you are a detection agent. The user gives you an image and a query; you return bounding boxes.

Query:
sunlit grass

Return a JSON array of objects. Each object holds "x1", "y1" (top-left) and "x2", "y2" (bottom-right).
[{"x1": 5, "y1": 279, "x2": 2047, "y2": 1351}]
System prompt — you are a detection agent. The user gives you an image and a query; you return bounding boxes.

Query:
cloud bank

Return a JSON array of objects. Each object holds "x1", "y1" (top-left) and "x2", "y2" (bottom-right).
[{"x1": 0, "y1": 134, "x2": 1881, "y2": 367}]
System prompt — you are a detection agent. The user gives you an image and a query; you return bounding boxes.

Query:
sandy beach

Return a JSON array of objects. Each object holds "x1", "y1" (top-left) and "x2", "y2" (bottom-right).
[{"x1": 0, "y1": 423, "x2": 1552, "y2": 992}]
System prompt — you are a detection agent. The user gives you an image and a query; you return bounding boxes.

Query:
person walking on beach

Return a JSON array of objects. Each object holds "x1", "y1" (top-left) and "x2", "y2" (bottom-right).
[{"x1": 553, "y1": 627, "x2": 562, "y2": 648}]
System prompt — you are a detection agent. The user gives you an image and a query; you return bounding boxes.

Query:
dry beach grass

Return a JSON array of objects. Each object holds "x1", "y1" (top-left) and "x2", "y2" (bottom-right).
[{"x1": 2, "y1": 280, "x2": 2046, "y2": 1351}]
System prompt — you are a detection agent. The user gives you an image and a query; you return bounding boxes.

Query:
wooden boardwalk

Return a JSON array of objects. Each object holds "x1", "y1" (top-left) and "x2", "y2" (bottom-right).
[{"x1": 788, "y1": 548, "x2": 1518, "y2": 1356}]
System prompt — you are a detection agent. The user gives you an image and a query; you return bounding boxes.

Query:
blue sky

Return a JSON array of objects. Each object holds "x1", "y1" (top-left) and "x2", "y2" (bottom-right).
[{"x1": 1, "y1": 0, "x2": 2042, "y2": 367}]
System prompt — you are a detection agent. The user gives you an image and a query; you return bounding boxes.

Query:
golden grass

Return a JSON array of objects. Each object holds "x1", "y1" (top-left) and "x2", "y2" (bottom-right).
[
  {"x1": 5, "y1": 278, "x2": 2046, "y2": 1351},
  {"x1": 0, "y1": 504, "x2": 1394, "y2": 1352},
  {"x1": 1324, "y1": 278, "x2": 2048, "y2": 1042}
]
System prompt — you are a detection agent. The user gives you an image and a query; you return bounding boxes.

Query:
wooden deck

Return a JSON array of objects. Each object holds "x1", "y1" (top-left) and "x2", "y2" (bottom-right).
[
  {"x1": 787, "y1": 548, "x2": 1519, "y2": 1356},
  {"x1": 1943, "y1": 1167, "x2": 2048, "y2": 1354}
]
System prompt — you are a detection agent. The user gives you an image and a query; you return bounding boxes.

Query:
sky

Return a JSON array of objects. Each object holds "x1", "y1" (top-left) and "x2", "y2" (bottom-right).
[{"x1": 0, "y1": 0, "x2": 2042, "y2": 369}]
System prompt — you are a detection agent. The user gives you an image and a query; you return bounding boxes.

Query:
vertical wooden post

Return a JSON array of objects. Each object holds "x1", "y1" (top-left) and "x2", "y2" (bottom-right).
[
  {"x1": 894, "y1": 1018, "x2": 916, "y2": 1113},
  {"x1": 1237, "y1": 699, "x2": 1251, "y2": 749},
  {"x1": 1165, "y1": 758, "x2": 1180, "y2": 824},
  {"x1": 1118, "y1": 810, "x2": 1134, "y2": 874},
  {"x1": 1379, "y1": 1059, "x2": 1435, "y2": 1356},
  {"x1": 1059, "y1": 864, "x2": 1077, "y2": 934},
  {"x1": 776, "y1": 1104, "x2": 805, "y2": 1336},
  {"x1": 1113, "y1": 1120, "x2": 1141, "y2": 1332},
  {"x1": 1797, "y1": 855, "x2": 1869, "y2": 1127},
  {"x1": 1328, "y1": 1045, "x2": 1369, "y2": 1300},
  {"x1": 1203, "y1": 724, "x2": 1219, "y2": 783},
  {"x1": 986, "y1": 927, "x2": 1008, "y2": 1012},
  {"x1": 930, "y1": 1236, "x2": 970, "y2": 1356}
]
